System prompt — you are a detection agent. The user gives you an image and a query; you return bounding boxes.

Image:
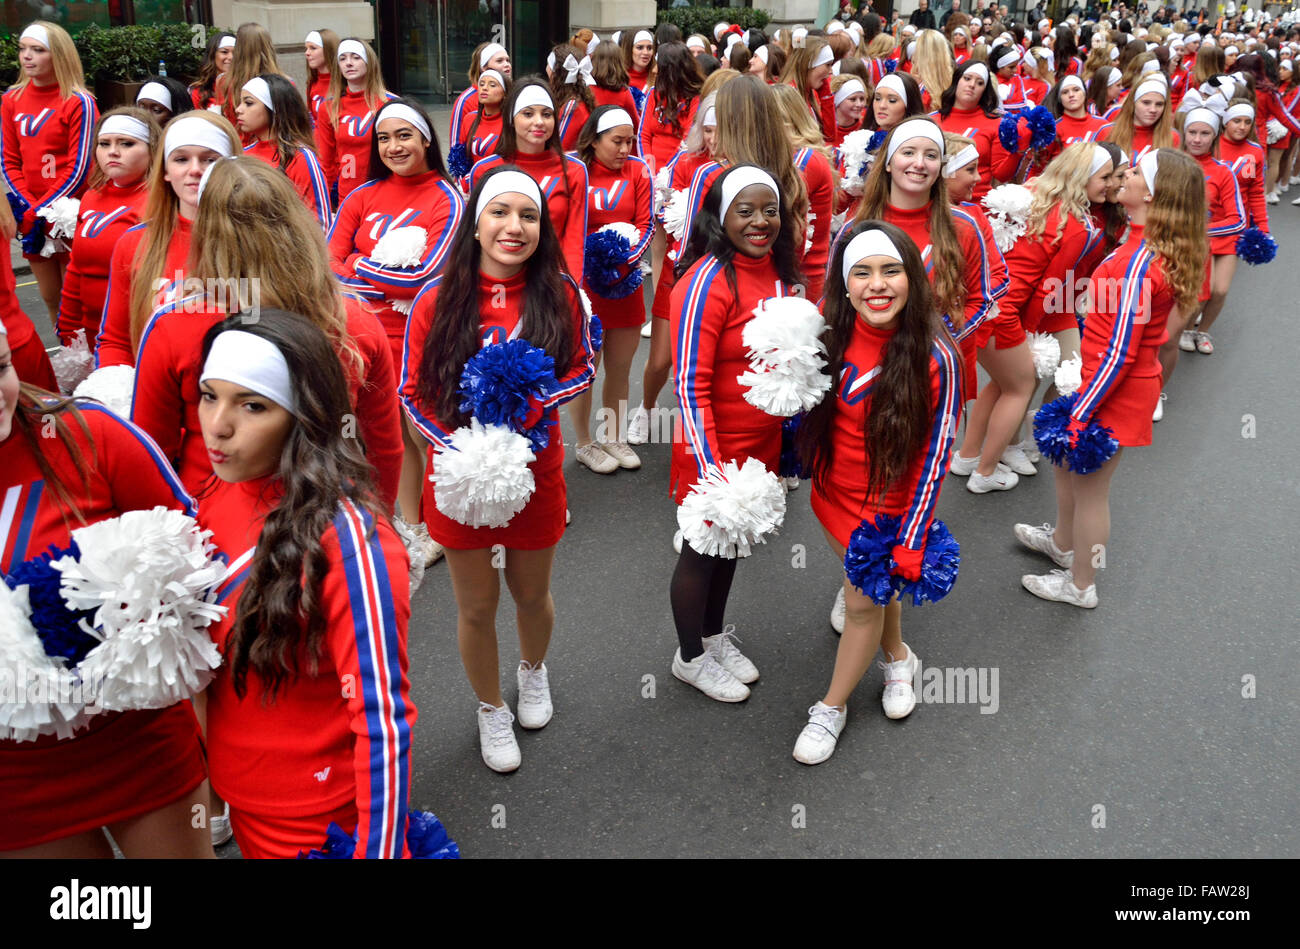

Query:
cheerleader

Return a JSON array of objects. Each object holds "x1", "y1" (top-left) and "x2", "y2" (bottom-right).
[
  {"x1": 934, "y1": 60, "x2": 1022, "y2": 199},
  {"x1": 1019, "y1": 150, "x2": 1205, "y2": 607},
  {"x1": 1215, "y1": 101, "x2": 1268, "y2": 235},
  {"x1": 449, "y1": 42, "x2": 513, "y2": 152},
  {"x1": 189, "y1": 31, "x2": 235, "y2": 112},
  {"x1": 1087, "y1": 66, "x2": 1123, "y2": 119},
  {"x1": 1053, "y1": 25, "x2": 1084, "y2": 79},
  {"x1": 911, "y1": 30, "x2": 955, "y2": 112},
  {"x1": 315, "y1": 38, "x2": 397, "y2": 202},
  {"x1": 1, "y1": 22, "x2": 97, "y2": 328},
  {"x1": 219, "y1": 23, "x2": 289, "y2": 136},
  {"x1": 1235, "y1": 53, "x2": 1300, "y2": 202},
  {"x1": 1177, "y1": 107, "x2": 1245, "y2": 357},
  {"x1": 135, "y1": 76, "x2": 193, "y2": 126},
  {"x1": 95, "y1": 112, "x2": 240, "y2": 369},
  {"x1": 589, "y1": 41, "x2": 640, "y2": 122},
  {"x1": 771, "y1": 83, "x2": 837, "y2": 302},
  {"x1": 622, "y1": 29, "x2": 656, "y2": 97},
  {"x1": 1022, "y1": 48, "x2": 1053, "y2": 106},
  {"x1": 668, "y1": 165, "x2": 803, "y2": 702},
  {"x1": 992, "y1": 44, "x2": 1032, "y2": 111},
  {"x1": 831, "y1": 76, "x2": 868, "y2": 145},
  {"x1": 1105, "y1": 75, "x2": 1179, "y2": 163},
  {"x1": 569, "y1": 107, "x2": 652, "y2": 474},
  {"x1": 869, "y1": 72, "x2": 927, "y2": 135},
  {"x1": 401, "y1": 168, "x2": 595, "y2": 772},
  {"x1": 57, "y1": 108, "x2": 158, "y2": 350},
  {"x1": 1047, "y1": 75, "x2": 1112, "y2": 143},
  {"x1": 194, "y1": 310, "x2": 415, "y2": 858},
  {"x1": 953, "y1": 26, "x2": 974, "y2": 64},
  {"x1": 304, "y1": 29, "x2": 340, "y2": 121},
  {"x1": 551, "y1": 44, "x2": 597, "y2": 151},
  {"x1": 639, "y1": 43, "x2": 703, "y2": 167},
  {"x1": 468, "y1": 80, "x2": 589, "y2": 284},
  {"x1": 456, "y1": 69, "x2": 508, "y2": 176},
  {"x1": 0, "y1": 320, "x2": 211, "y2": 858},
  {"x1": 132, "y1": 157, "x2": 402, "y2": 509},
  {"x1": 784, "y1": 38, "x2": 837, "y2": 142},
  {"x1": 235, "y1": 75, "x2": 330, "y2": 229},
  {"x1": 791, "y1": 222, "x2": 962, "y2": 764},
  {"x1": 748, "y1": 42, "x2": 786, "y2": 83}
]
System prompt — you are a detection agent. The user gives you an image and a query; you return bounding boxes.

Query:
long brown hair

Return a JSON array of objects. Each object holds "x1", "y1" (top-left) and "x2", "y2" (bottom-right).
[
  {"x1": 192, "y1": 31, "x2": 234, "y2": 107},
  {"x1": 651, "y1": 42, "x2": 703, "y2": 136},
  {"x1": 221, "y1": 22, "x2": 289, "y2": 127},
  {"x1": 9, "y1": 386, "x2": 93, "y2": 527},
  {"x1": 715, "y1": 75, "x2": 809, "y2": 224},
  {"x1": 1104, "y1": 80, "x2": 1175, "y2": 154},
  {"x1": 8, "y1": 21, "x2": 88, "y2": 97},
  {"x1": 1144, "y1": 148, "x2": 1208, "y2": 312},
  {"x1": 327, "y1": 38, "x2": 388, "y2": 125},
  {"x1": 549, "y1": 42, "x2": 596, "y2": 115}
]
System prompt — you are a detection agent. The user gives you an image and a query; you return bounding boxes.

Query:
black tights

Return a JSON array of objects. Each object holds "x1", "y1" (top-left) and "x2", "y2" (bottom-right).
[{"x1": 670, "y1": 545, "x2": 738, "y2": 661}]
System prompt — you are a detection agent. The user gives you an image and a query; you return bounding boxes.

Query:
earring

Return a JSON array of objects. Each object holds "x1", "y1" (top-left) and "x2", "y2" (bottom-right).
[{"x1": 474, "y1": 231, "x2": 480, "y2": 238}]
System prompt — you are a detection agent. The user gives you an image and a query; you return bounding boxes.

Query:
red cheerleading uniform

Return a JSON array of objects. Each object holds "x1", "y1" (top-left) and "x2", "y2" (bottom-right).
[
  {"x1": 314, "y1": 90, "x2": 400, "y2": 200},
  {"x1": 95, "y1": 216, "x2": 192, "y2": 369},
  {"x1": 190, "y1": 84, "x2": 222, "y2": 112},
  {"x1": 1192, "y1": 152, "x2": 1245, "y2": 256},
  {"x1": 585, "y1": 154, "x2": 654, "y2": 328},
  {"x1": 1000, "y1": 203, "x2": 1110, "y2": 335},
  {"x1": 592, "y1": 86, "x2": 641, "y2": 125},
  {"x1": 669, "y1": 251, "x2": 794, "y2": 503},
  {"x1": 1254, "y1": 86, "x2": 1300, "y2": 150},
  {"x1": 627, "y1": 68, "x2": 650, "y2": 95},
  {"x1": 328, "y1": 169, "x2": 465, "y2": 369},
  {"x1": 56, "y1": 178, "x2": 147, "y2": 347},
  {"x1": 1218, "y1": 136, "x2": 1269, "y2": 231},
  {"x1": 1023, "y1": 76, "x2": 1049, "y2": 107},
  {"x1": 650, "y1": 149, "x2": 715, "y2": 322},
  {"x1": 1021, "y1": 112, "x2": 1112, "y2": 180},
  {"x1": 934, "y1": 106, "x2": 1023, "y2": 200},
  {"x1": 805, "y1": 78, "x2": 838, "y2": 144},
  {"x1": 467, "y1": 150, "x2": 589, "y2": 283},
  {"x1": 242, "y1": 139, "x2": 331, "y2": 229},
  {"x1": 959, "y1": 201, "x2": 1014, "y2": 349},
  {"x1": 558, "y1": 97, "x2": 592, "y2": 152},
  {"x1": 795, "y1": 146, "x2": 835, "y2": 302},
  {"x1": 199, "y1": 478, "x2": 415, "y2": 859},
  {"x1": 2, "y1": 251, "x2": 57, "y2": 392},
  {"x1": 0, "y1": 403, "x2": 204, "y2": 852},
  {"x1": 401, "y1": 270, "x2": 595, "y2": 550},
  {"x1": 458, "y1": 108, "x2": 503, "y2": 166},
  {"x1": 1070, "y1": 225, "x2": 1173, "y2": 448},
  {"x1": 1111, "y1": 124, "x2": 1180, "y2": 165},
  {"x1": 131, "y1": 295, "x2": 403, "y2": 506},
  {"x1": 448, "y1": 86, "x2": 479, "y2": 149},
  {"x1": 809, "y1": 320, "x2": 961, "y2": 551},
  {"x1": 638, "y1": 90, "x2": 699, "y2": 167},
  {"x1": 306, "y1": 71, "x2": 331, "y2": 125}
]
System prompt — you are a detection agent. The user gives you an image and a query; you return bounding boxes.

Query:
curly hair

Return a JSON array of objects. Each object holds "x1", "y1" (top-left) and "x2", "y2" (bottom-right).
[
  {"x1": 1025, "y1": 142, "x2": 1104, "y2": 243},
  {"x1": 1144, "y1": 148, "x2": 1208, "y2": 312}
]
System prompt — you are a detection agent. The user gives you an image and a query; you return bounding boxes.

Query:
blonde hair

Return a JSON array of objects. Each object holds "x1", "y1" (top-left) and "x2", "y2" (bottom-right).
[
  {"x1": 9, "y1": 21, "x2": 88, "y2": 97},
  {"x1": 912, "y1": 29, "x2": 955, "y2": 104},
  {"x1": 700, "y1": 67, "x2": 739, "y2": 101},
  {"x1": 772, "y1": 82, "x2": 835, "y2": 168},
  {"x1": 865, "y1": 33, "x2": 895, "y2": 60},
  {"x1": 681, "y1": 91, "x2": 718, "y2": 154},
  {"x1": 86, "y1": 106, "x2": 161, "y2": 191},
  {"x1": 1104, "y1": 81, "x2": 1175, "y2": 153},
  {"x1": 782, "y1": 38, "x2": 831, "y2": 105},
  {"x1": 1024, "y1": 142, "x2": 1102, "y2": 243},
  {"x1": 328, "y1": 38, "x2": 388, "y2": 125},
  {"x1": 1144, "y1": 148, "x2": 1208, "y2": 311},
  {"x1": 1082, "y1": 44, "x2": 1113, "y2": 81},
  {"x1": 715, "y1": 75, "x2": 809, "y2": 224},
  {"x1": 129, "y1": 111, "x2": 242, "y2": 352}
]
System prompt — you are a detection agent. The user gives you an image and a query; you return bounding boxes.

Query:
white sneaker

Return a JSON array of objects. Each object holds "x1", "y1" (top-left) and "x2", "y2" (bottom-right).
[
  {"x1": 1017, "y1": 438, "x2": 1042, "y2": 464},
  {"x1": 1152, "y1": 391, "x2": 1165, "y2": 422},
  {"x1": 702, "y1": 625, "x2": 759, "y2": 683},
  {"x1": 879, "y1": 644, "x2": 919, "y2": 720},
  {"x1": 1021, "y1": 568, "x2": 1098, "y2": 608},
  {"x1": 1267, "y1": 190, "x2": 1280, "y2": 205},
  {"x1": 1291, "y1": 193, "x2": 1300, "y2": 206},
  {"x1": 1290, "y1": 174, "x2": 1300, "y2": 185},
  {"x1": 640, "y1": 320, "x2": 653, "y2": 338},
  {"x1": 1281, "y1": 180, "x2": 1291, "y2": 194},
  {"x1": 515, "y1": 660, "x2": 553, "y2": 729},
  {"x1": 392, "y1": 515, "x2": 427, "y2": 593},
  {"x1": 1000, "y1": 443, "x2": 1037, "y2": 476},
  {"x1": 672, "y1": 648, "x2": 751, "y2": 702},
  {"x1": 600, "y1": 439, "x2": 641, "y2": 469},
  {"x1": 412, "y1": 521, "x2": 443, "y2": 566},
  {"x1": 967, "y1": 464, "x2": 1019, "y2": 493},
  {"x1": 576, "y1": 441, "x2": 619, "y2": 473},
  {"x1": 626, "y1": 405, "x2": 650, "y2": 445},
  {"x1": 1013, "y1": 522, "x2": 1074, "y2": 569},
  {"x1": 210, "y1": 802, "x2": 232, "y2": 848},
  {"x1": 830, "y1": 586, "x2": 846, "y2": 635},
  {"x1": 783, "y1": 475, "x2": 801, "y2": 491},
  {"x1": 673, "y1": 528, "x2": 684, "y2": 553},
  {"x1": 949, "y1": 451, "x2": 979, "y2": 476},
  {"x1": 1179, "y1": 329, "x2": 1197, "y2": 352},
  {"x1": 477, "y1": 702, "x2": 521, "y2": 772},
  {"x1": 793, "y1": 702, "x2": 847, "y2": 765}
]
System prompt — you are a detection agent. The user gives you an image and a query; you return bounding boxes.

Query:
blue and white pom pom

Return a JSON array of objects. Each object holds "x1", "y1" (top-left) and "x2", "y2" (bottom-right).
[
  {"x1": 368, "y1": 225, "x2": 428, "y2": 268},
  {"x1": 628, "y1": 84, "x2": 646, "y2": 115},
  {"x1": 447, "y1": 142, "x2": 470, "y2": 179},
  {"x1": 458, "y1": 339, "x2": 557, "y2": 451},
  {"x1": 843, "y1": 515, "x2": 960, "y2": 606},
  {"x1": 74, "y1": 365, "x2": 137, "y2": 418},
  {"x1": 677, "y1": 458, "x2": 786, "y2": 559},
  {"x1": 576, "y1": 288, "x2": 603, "y2": 353},
  {"x1": 49, "y1": 329, "x2": 94, "y2": 395},
  {"x1": 737, "y1": 296, "x2": 832, "y2": 417},
  {"x1": 5, "y1": 541, "x2": 98, "y2": 665},
  {"x1": 430, "y1": 419, "x2": 536, "y2": 529},
  {"x1": 982, "y1": 183, "x2": 1033, "y2": 252},
  {"x1": 1235, "y1": 227, "x2": 1277, "y2": 265},
  {"x1": 54, "y1": 508, "x2": 227, "y2": 712},
  {"x1": 583, "y1": 223, "x2": 644, "y2": 299},
  {"x1": 883, "y1": 58, "x2": 898, "y2": 74},
  {"x1": 653, "y1": 167, "x2": 672, "y2": 220},
  {"x1": 1026, "y1": 331, "x2": 1061, "y2": 379},
  {"x1": 299, "y1": 809, "x2": 461, "y2": 859},
  {"x1": 1032, "y1": 391, "x2": 1118, "y2": 474},
  {"x1": 839, "y1": 129, "x2": 875, "y2": 196}
]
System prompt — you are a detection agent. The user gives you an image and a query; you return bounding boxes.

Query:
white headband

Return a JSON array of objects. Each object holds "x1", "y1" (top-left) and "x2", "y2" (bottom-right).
[
  {"x1": 1225, "y1": 102, "x2": 1256, "y2": 122},
  {"x1": 971, "y1": 18, "x2": 982, "y2": 28},
  {"x1": 954, "y1": 27, "x2": 969, "y2": 38},
  {"x1": 1140, "y1": 59, "x2": 1161, "y2": 76},
  {"x1": 634, "y1": 30, "x2": 653, "y2": 46},
  {"x1": 876, "y1": 74, "x2": 907, "y2": 99},
  {"x1": 474, "y1": 170, "x2": 543, "y2": 222},
  {"x1": 196, "y1": 156, "x2": 232, "y2": 205},
  {"x1": 479, "y1": 43, "x2": 506, "y2": 69},
  {"x1": 902, "y1": 26, "x2": 917, "y2": 37},
  {"x1": 831, "y1": 62, "x2": 841, "y2": 76},
  {"x1": 596, "y1": 107, "x2": 634, "y2": 133},
  {"x1": 1110, "y1": 47, "x2": 1120, "y2": 61},
  {"x1": 811, "y1": 45, "x2": 834, "y2": 69},
  {"x1": 243, "y1": 77, "x2": 273, "y2": 110},
  {"x1": 1089, "y1": 143, "x2": 1113, "y2": 176},
  {"x1": 1283, "y1": 59, "x2": 1294, "y2": 72},
  {"x1": 943, "y1": 143, "x2": 979, "y2": 177},
  {"x1": 305, "y1": 31, "x2": 323, "y2": 47},
  {"x1": 996, "y1": 50, "x2": 1020, "y2": 69},
  {"x1": 841, "y1": 229, "x2": 904, "y2": 282},
  {"x1": 1133, "y1": 77, "x2": 1168, "y2": 102},
  {"x1": 715, "y1": 23, "x2": 729, "y2": 41},
  {"x1": 201, "y1": 331, "x2": 297, "y2": 415},
  {"x1": 702, "y1": 106, "x2": 717, "y2": 128},
  {"x1": 479, "y1": 69, "x2": 505, "y2": 91},
  {"x1": 1138, "y1": 150, "x2": 1159, "y2": 196},
  {"x1": 587, "y1": 36, "x2": 601, "y2": 56},
  {"x1": 1184, "y1": 107, "x2": 1221, "y2": 133},
  {"x1": 906, "y1": 41, "x2": 916, "y2": 59},
  {"x1": 964, "y1": 62, "x2": 991, "y2": 85},
  {"x1": 164, "y1": 117, "x2": 234, "y2": 161},
  {"x1": 612, "y1": 31, "x2": 622, "y2": 45},
  {"x1": 827, "y1": 23, "x2": 845, "y2": 36},
  {"x1": 718, "y1": 166, "x2": 780, "y2": 220},
  {"x1": 834, "y1": 78, "x2": 866, "y2": 106},
  {"x1": 0, "y1": 316, "x2": 6, "y2": 335},
  {"x1": 687, "y1": 36, "x2": 707, "y2": 52},
  {"x1": 725, "y1": 34, "x2": 742, "y2": 51},
  {"x1": 1225, "y1": 46, "x2": 1239, "y2": 56},
  {"x1": 886, "y1": 119, "x2": 945, "y2": 164},
  {"x1": 218, "y1": 35, "x2": 236, "y2": 50},
  {"x1": 1023, "y1": 49, "x2": 1038, "y2": 67},
  {"x1": 1060, "y1": 75, "x2": 1085, "y2": 94},
  {"x1": 793, "y1": 27, "x2": 808, "y2": 43},
  {"x1": 547, "y1": 51, "x2": 556, "y2": 71},
  {"x1": 512, "y1": 84, "x2": 554, "y2": 118},
  {"x1": 338, "y1": 39, "x2": 368, "y2": 62},
  {"x1": 20, "y1": 25, "x2": 50, "y2": 48},
  {"x1": 136, "y1": 82, "x2": 172, "y2": 111},
  {"x1": 99, "y1": 114, "x2": 151, "y2": 144},
  {"x1": 1106, "y1": 68, "x2": 1122, "y2": 85},
  {"x1": 756, "y1": 45, "x2": 769, "y2": 64},
  {"x1": 375, "y1": 102, "x2": 432, "y2": 142}
]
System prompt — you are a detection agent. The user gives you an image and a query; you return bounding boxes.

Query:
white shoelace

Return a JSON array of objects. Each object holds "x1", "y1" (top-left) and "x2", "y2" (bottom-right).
[
  {"x1": 479, "y1": 703, "x2": 516, "y2": 745},
  {"x1": 707, "y1": 625, "x2": 744, "y2": 662},
  {"x1": 877, "y1": 652, "x2": 914, "y2": 695},
  {"x1": 517, "y1": 662, "x2": 548, "y2": 706},
  {"x1": 806, "y1": 703, "x2": 843, "y2": 736}
]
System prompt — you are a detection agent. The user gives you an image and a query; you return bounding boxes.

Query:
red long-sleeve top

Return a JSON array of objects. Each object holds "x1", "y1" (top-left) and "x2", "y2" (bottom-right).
[
  {"x1": 458, "y1": 108, "x2": 503, "y2": 165},
  {"x1": 650, "y1": 148, "x2": 715, "y2": 320},
  {"x1": 200, "y1": 478, "x2": 414, "y2": 858},
  {"x1": 806, "y1": 78, "x2": 838, "y2": 144},
  {"x1": 585, "y1": 154, "x2": 654, "y2": 324},
  {"x1": 795, "y1": 146, "x2": 835, "y2": 302},
  {"x1": 627, "y1": 68, "x2": 650, "y2": 94},
  {"x1": 57, "y1": 178, "x2": 147, "y2": 346},
  {"x1": 1217, "y1": 136, "x2": 1269, "y2": 231},
  {"x1": 94, "y1": 216, "x2": 192, "y2": 369},
  {"x1": 314, "y1": 90, "x2": 399, "y2": 200},
  {"x1": 131, "y1": 295, "x2": 403, "y2": 506},
  {"x1": 934, "y1": 106, "x2": 1022, "y2": 199},
  {"x1": 638, "y1": 90, "x2": 699, "y2": 167},
  {"x1": 306, "y1": 71, "x2": 330, "y2": 126},
  {"x1": 242, "y1": 139, "x2": 331, "y2": 229},
  {"x1": 592, "y1": 85, "x2": 640, "y2": 124},
  {"x1": 558, "y1": 97, "x2": 592, "y2": 152},
  {"x1": 1192, "y1": 152, "x2": 1245, "y2": 255},
  {"x1": 0, "y1": 82, "x2": 97, "y2": 231},
  {"x1": 1110, "y1": 124, "x2": 1181, "y2": 165},
  {"x1": 999, "y1": 204, "x2": 1109, "y2": 333},
  {"x1": 448, "y1": 86, "x2": 478, "y2": 145},
  {"x1": 467, "y1": 150, "x2": 589, "y2": 282}
]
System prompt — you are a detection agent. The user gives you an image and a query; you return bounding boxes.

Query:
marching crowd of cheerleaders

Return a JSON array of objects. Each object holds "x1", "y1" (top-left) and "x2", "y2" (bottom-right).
[{"x1": 0, "y1": 9, "x2": 1289, "y2": 858}]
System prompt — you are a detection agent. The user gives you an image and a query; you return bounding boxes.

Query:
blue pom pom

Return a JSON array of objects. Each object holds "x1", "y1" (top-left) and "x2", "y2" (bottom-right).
[
  {"x1": 779, "y1": 414, "x2": 808, "y2": 479},
  {"x1": 883, "y1": 59, "x2": 898, "y2": 74},
  {"x1": 406, "y1": 810, "x2": 461, "y2": 859},
  {"x1": 844, "y1": 515, "x2": 903, "y2": 606},
  {"x1": 1025, "y1": 106, "x2": 1057, "y2": 150},
  {"x1": 4, "y1": 541, "x2": 99, "y2": 664},
  {"x1": 998, "y1": 113, "x2": 1023, "y2": 153},
  {"x1": 298, "y1": 822, "x2": 356, "y2": 859},
  {"x1": 21, "y1": 221, "x2": 45, "y2": 257},
  {"x1": 583, "y1": 229, "x2": 645, "y2": 299},
  {"x1": 629, "y1": 85, "x2": 646, "y2": 114},
  {"x1": 1066, "y1": 419, "x2": 1119, "y2": 475},
  {"x1": 458, "y1": 340, "x2": 558, "y2": 452},
  {"x1": 893, "y1": 519, "x2": 960, "y2": 606},
  {"x1": 1033, "y1": 392, "x2": 1078, "y2": 467},
  {"x1": 6, "y1": 190, "x2": 28, "y2": 221},
  {"x1": 447, "y1": 142, "x2": 470, "y2": 180},
  {"x1": 589, "y1": 313, "x2": 603, "y2": 353},
  {"x1": 867, "y1": 129, "x2": 888, "y2": 154},
  {"x1": 1235, "y1": 226, "x2": 1277, "y2": 265}
]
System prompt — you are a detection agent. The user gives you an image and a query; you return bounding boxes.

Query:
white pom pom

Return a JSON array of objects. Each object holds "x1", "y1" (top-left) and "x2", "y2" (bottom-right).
[
  {"x1": 55, "y1": 508, "x2": 227, "y2": 712},
  {"x1": 49, "y1": 329, "x2": 93, "y2": 395},
  {"x1": 0, "y1": 584, "x2": 96, "y2": 742},
  {"x1": 829, "y1": 210, "x2": 847, "y2": 237},
  {"x1": 1054, "y1": 354, "x2": 1082, "y2": 395},
  {"x1": 736, "y1": 296, "x2": 832, "y2": 416},
  {"x1": 578, "y1": 288, "x2": 594, "y2": 318},
  {"x1": 37, "y1": 196, "x2": 80, "y2": 240},
  {"x1": 599, "y1": 221, "x2": 641, "y2": 246},
  {"x1": 1267, "y1": 118, "x2": 1287, "y2": 144},
  {"x1": 677, "y1": 458, "x2": 787, "y2": 559},
  {"x1": 654, "y1": 167, "x2": 673, "y2": 217},
  {"x1": 73, "y1": 365, "x2": 136, "y2": 418},
  {"x1": 803, "y1": 217, "x2": 814, "y2": 256},
  {"x1": 982, "y1": 183, "x2": 1034, "y2": 252},
  {"x1": 368, "y1": 225, "x2": 428, "y2": 267},
  {"x1": 1027, "y1": 331, "x2": 1061, "y2": 379},
  {"x1": 431, "y1": 420, "x2": 536, "y2": 528},
  {"x1": 388, "y1": 298, "x2": 413, "y2": 315},
  {"x1": 838, "y1": 129, "x2": 874, "y2": 198},
  {"x1": 663, "y1": 188, "x2": 690, "y2": 242}
]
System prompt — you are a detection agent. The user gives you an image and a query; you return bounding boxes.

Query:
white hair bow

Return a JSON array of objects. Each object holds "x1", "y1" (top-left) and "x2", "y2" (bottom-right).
[{"x1": 564, "y1": 54, "x2": 596, "y2": 85}]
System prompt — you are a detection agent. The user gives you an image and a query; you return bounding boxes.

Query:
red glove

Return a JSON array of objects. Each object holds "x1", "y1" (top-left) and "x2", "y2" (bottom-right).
[
  {"x1": 520, "y1": 395, "x2": 546, "y2": 430},
  {"x1": 1066, "y1": 416, "x2": 1087, "y2": 450},
  {"x1": 891, "y1": 544, "x2": 924, "y2": 583}
]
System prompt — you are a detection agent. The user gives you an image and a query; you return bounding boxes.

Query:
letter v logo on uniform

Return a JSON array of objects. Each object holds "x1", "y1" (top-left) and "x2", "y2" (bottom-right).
[{"x1": 314, "y1": 766, "x2": 331, "y2": 782}]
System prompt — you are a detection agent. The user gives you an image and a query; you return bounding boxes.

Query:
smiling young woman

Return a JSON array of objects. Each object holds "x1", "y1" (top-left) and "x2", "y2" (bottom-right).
[
  {"x1": 189, "y1": 31, "x2": 235, "y2": 112},
  {"x1": 1104, "y1": 75, "x2": 1179, "y2": 164}
]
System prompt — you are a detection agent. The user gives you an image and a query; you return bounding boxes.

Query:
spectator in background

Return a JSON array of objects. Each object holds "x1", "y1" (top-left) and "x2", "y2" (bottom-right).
[
  {"x1": 942, "y1": 0, "x2": 965, "y2": 30},
  {"x1": 911, "y1": 0, "x2": 938, "y2": 30}
]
